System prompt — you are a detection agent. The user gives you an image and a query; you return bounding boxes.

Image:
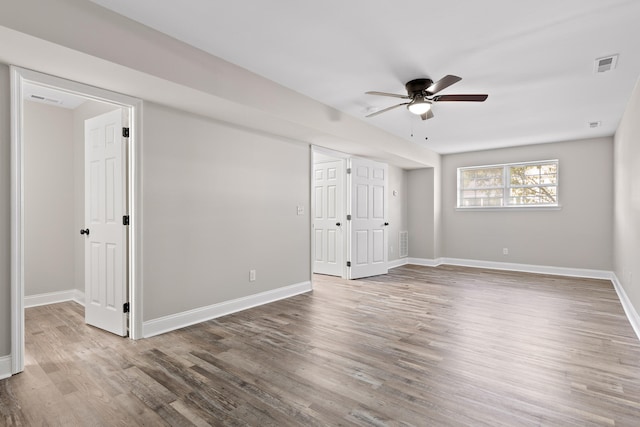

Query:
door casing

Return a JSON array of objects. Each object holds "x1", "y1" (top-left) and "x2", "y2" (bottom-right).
[{"x1": 10, "y1": 66, "x2": 143, "y2": 375}]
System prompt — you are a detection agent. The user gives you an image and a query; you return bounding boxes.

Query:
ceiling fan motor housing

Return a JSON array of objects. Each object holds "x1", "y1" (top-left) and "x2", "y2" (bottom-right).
[{"x1": 405, "y1": 78, "x2": 433, "y2": 97}]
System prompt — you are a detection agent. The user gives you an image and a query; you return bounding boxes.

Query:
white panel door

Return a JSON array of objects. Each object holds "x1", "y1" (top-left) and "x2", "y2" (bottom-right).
[
  {"x1": 313, "y1": 160, "x2": 344, "y2": 276},
  {"x1": 348, "y1": 158, "x2": 388, "y2": 279},
  {"x1": 84, "y1": 110, "x2": 128, "y2": 336}
]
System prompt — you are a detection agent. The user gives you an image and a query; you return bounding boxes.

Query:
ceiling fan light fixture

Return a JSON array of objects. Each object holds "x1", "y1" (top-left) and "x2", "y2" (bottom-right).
[
  {"x1": 365, "y1": 75, "x2": 487, "y2": 120},
  {"x1": 407, "y1": 98, "x2": 431, "y2": 115}
]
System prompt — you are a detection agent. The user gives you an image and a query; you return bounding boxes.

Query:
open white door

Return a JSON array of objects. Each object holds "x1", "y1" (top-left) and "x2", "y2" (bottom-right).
[
  {"x1": 348, "y1": 158, "x2": 389, "y2": 279},
  {"x1": 313, "y1": 160, "x2": 344, "y2": 276},
  {"x1": 83, "y1": 109, "x2": 128, "y2": 336}
]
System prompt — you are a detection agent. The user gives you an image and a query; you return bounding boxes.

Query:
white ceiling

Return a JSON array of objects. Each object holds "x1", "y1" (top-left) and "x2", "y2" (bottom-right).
[{"x1": 90, "y1": 0, "x2": 640, "y2": 154}]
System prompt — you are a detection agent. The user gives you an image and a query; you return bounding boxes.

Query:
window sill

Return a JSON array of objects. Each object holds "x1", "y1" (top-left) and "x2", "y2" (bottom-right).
[{"x1": 456, "y1": 205, "x2": 562, "y2": 212}]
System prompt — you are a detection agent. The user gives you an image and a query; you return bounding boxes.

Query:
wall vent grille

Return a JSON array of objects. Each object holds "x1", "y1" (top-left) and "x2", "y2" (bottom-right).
[{"x1": 399, "y1": 231, "x2": 409, "y2": 258}]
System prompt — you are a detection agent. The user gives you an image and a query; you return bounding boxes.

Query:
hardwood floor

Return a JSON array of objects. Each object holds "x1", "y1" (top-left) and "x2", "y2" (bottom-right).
[{"x1": 2, "y1": 265, "x2": 640, "y2": 426}]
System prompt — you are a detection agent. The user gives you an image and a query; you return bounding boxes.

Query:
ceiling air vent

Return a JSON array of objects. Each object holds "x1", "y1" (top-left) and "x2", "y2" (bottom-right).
[
  {"x1": 30, "y1": 94, "x2": 62, "y2": 105},
  {"x1": 594, "y1": 55, "x2": 618, "y2": 73},
  {"x1": 589, "y1": 121, "x2": 601, "y2": 128}
]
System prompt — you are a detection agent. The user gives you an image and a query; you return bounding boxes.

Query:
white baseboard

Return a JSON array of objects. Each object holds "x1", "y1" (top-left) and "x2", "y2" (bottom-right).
[
  {"x1": 387, "y1": 258, "x2": 409, "y2": 269},
  {"x1": 395, "y1": 257, "x2": 613, "y2": 280},
  {"x1": 73, "y1": 289, "x2": 85, "y2": 306},
  {"x1": 24, "y1": 289, "x2": 85, "y2": 308},
  {"x1": 405, "y1": 257, "x2": 444, "y2": 267},
  {"x1": 0, "y1": 355, "x2": 12, "y2": 380},
  {"x1": 611, "y1": 274, "x2": 640, "y2": 341},
  {"x1": 440, "y1": 257, "x2": 613, "y2": 280},
  {"x1": 143, "y1": 281, "x2": 313, "y2": 338}
]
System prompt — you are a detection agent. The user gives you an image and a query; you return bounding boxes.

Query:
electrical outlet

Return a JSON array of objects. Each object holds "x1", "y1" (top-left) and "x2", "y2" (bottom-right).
[
  {"x1": 297, "y1": 205, "x2": 304, "y2": 215},
  {"x1": 249, "y1": 269, "x2": 256, "y2": 282},
  {"x1": 503, "y1": 248, "x2": 509, "y2": 255}
]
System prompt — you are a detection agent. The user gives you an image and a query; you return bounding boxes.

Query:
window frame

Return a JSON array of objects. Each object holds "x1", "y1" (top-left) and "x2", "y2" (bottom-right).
[{"x1": 457, "y1": 159, "x2": 560, "y2": 210}]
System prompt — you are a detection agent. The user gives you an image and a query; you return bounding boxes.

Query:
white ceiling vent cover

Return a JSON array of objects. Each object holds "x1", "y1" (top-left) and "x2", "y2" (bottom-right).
[
  {"x1": 594, "y1": 55, "x2": 618, "y2": 73},
  {"x1": 30, "y1": 94, "x2": 62, "y2": 105}
]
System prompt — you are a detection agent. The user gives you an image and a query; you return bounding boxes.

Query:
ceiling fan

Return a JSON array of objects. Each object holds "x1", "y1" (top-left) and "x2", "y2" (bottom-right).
[{"x1": 365, "y1": 75, "x2": 488, "y2": 120}]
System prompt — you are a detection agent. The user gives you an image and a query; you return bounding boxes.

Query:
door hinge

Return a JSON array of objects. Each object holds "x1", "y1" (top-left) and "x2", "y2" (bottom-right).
[
  {"x1": 123, "y1": 215, "x2": 130, "y2": 226},
  {"x1": 346, "y1": 168, "x2": 352, "y2": 174},
  {"x1": 123, "y1": 302, "x2": 130, "y2": 313},
  {"x1": 347, "y1": 214, "x2": 352, "y2": 220},
  {"x1": 122, "y1": 127, "x2": 130, "y2": 138},
  {"x1": 346, "y1": 261, "x2": 351, "y2": 267}
]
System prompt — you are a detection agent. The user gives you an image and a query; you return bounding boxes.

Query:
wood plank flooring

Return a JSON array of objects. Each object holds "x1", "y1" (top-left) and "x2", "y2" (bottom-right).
[{"x1": 2, "y1": 265, "x2": 640, "y2": 426}]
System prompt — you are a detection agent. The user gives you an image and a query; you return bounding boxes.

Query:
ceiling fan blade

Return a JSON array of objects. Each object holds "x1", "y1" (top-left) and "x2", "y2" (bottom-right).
[
  {"x1": 365, "y1": 102, "x2": 409, "y2": 117},
  {"x1": 365, "y1": 91, "x2": 410, "y2": 99},
  {"x1": 433, "y1": 94, "x2": 488, "y2": 102},
  {"x1": 420, "y1": 110, "x2": 435, "y2": 121},
  {"x1": 426, "y1": 75, "x2": 462, "y2": 95}
]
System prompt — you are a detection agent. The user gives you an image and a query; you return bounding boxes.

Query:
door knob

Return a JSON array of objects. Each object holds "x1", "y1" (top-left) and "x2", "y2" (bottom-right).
[
  {"x1": 384, "y1": 222, "x2": 389, "y2": 226},
  {"x1": 336, "y1": 222, "x2": 341, "y2": 226},
  {"x1": 80, "y1": 228, "x2": 90, "y2": 236}
]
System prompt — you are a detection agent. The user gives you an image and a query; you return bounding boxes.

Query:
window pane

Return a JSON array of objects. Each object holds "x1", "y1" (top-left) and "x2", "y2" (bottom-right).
[
  {"x1": 461, "y1": 197, "x2": 503, "y2": 207},
  {"x1": 510, "y1": 164, "x2": 557, "y2": 186},
  {"x1": 461, "y1": 168, "x2": 503, "y2": 189},
  {"x1": 458, "y1": 160, "x2": 558, "y2": 208},
  {"x1": 509, "y1": 186, "x2": 557, "y2": 205}
]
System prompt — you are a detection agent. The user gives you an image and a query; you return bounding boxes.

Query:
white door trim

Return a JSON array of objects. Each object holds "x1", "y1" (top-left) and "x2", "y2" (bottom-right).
[{"x1": 9, "y1": 66, "x2": 143, "y2": 375}]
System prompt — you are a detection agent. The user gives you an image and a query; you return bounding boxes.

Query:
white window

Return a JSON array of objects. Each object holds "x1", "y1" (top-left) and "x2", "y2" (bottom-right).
[{"x1": 457, "y1": 160, "x2": 558, "y2": 208}]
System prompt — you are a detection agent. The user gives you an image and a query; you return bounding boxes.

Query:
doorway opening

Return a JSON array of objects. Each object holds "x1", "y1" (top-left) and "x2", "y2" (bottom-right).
[
  {"x1": 10, "y1": 67, "x2": 143, "y2": 376},
  {"x1": 310, "y1": 146, "x2": 390, "y2": 282}
]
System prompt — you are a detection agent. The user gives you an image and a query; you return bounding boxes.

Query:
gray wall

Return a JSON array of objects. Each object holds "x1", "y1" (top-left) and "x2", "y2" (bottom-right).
[
  {"x1": 0, "y1": 64, "x2": 10, "y2": 356},
  {"x1": 388, "y1": 165, "x2": 408, "y2": 261},
  {"x1": 23, "y1": 101, "x2": 75, "y2": 296},
  {"x1": 442, "y1": 137, "x2": 614, "y2": 269},
  {"x1": 0, "y1": 83, "x2": 313, "y2": 356},
  {"x1": 142, "y1": 103, "x2": 311, "y2": 320},
  {"x1": 407, "y1": 168, "x2": 436, "y2": 259},
  {"x1": 614, "y1": 78, "x2": 640, "y2": 315}
]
